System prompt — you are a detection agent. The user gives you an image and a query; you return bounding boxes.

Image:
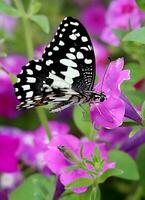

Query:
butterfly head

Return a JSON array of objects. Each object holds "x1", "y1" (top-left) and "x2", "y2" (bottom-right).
[{"x1": 94, "y1": 91, "x2": 106, "y2": 103}]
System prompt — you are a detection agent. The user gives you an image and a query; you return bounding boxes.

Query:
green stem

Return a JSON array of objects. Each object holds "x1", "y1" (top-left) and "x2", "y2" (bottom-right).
[
  {"x1": 14, "y1": 0, "x2": 51, "y2": 140},
  {"x1": 22, "y1": 17, "x2": 34, "y2": 59},
  {"x1": 36, "y1": 108, "x2": 51, "y2": 139}
]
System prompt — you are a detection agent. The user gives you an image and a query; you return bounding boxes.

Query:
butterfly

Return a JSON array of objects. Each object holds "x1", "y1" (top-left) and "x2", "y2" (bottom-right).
[{"x1": 14, "y1": 17, "x2": 106, "y2": 112}]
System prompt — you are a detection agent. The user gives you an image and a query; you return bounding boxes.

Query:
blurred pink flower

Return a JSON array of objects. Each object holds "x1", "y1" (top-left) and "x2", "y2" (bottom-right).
[
  {"x1": 45, "y1": 134, "x2": 115, "y2": 193},
  {"x1": 0, "y1": 0, "x2": 17, "y2": 33},
  {"x1": 106, "y1": 0, "x2": 145, "y2": 30},
  {"x1": 101, "y1": 27, "x2": 120, "y2": 46},
  {"x1": 0, "y1": 54, "x2": 27, "y2": 75},
  {"x1": 80, "y1": 4, "x2": 106, "y2": 36},
  {"x1": 0, "y1": 171, "x2": 22, "y2": 190},
  {"x1": 0, "y1": 135, "x2": 20, "y2": 172},
  {"x1": 91, "y1": 58, "x2": 130, "y2": 129},
  {"x1": 19, "y1": 121, "x2": 70, "y2": 170},
  {"x1": 92, "y1": 40, "x2": 110, "y2": 78},
  {"x1": 0, "y1": 14, "x2": 16, "y2": 33},
  {"x1": 101, "y1": 0, "x2": 145, "y2": 45},
  {"x1": 34, "y1": 45, "x2": 45, "y2": 59},
  {"x1": 0, "y1": 54, "x2": 27, "y2": 118}
]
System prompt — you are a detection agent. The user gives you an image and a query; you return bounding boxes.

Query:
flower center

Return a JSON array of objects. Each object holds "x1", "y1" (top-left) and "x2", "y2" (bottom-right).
[{"x1": 121, "y1": 4, "x2": 134, "y2": 14}]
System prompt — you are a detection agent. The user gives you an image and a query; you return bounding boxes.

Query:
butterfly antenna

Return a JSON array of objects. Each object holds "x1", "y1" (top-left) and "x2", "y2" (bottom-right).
[{"x1": 100, "y1": 57, "x2": 112, "y2": 92}]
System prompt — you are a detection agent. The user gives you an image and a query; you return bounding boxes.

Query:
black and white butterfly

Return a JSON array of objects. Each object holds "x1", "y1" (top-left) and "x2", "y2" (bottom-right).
[{"x1": 14, "y1": 17, "x2": 106, "y2": 112}]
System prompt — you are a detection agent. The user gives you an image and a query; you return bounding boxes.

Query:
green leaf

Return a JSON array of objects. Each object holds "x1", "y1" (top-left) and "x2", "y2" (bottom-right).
[
  {"x1": 98, "y1": 168, "x2": 123, "y2": 183},
  {"x1": 129, "y1": 126, "x2": 141, "y2": 138},
  {"x1": 123, "y1": 27, "x2": 145, "y2": 44},
  {"x1": 136, "y1": 144, "x2": 145, "y2": 197},
  {"x1": 29, "y1": 1, "x2": 41, "y2": 15},
  {"x1": 141, "y1": 101, "x2": 145, "y2": 119},
  {"x1": 30, "y1": 15, "x2": 49, "y2": 33},
  {"x1": 10, "y1": 174, "x2": 56, "y2": 200},
  {"x1": 73, "y1": 105, "x2": 96, "y2": 137},
  {"x1": 136, "y1": 0, "x2": 145, "y2": 12},
  {"x1": 109, "y1": 150, "x2": 139, "y2": 181},
  {"x1": 0, "y1": 1, "x2": 20, "y2": 17},
  {"x1": 113, "y1": 29, "x2": 127, "y2": 40},
  {"x1": 125, "y1": 63, "x2": 145, "y2": 84},
  {"x1": 60, "y1": 189, "x2": 91, "y2": 200},
  {"x1": 66, "y1": 178, "x2": 93, "y2": 190}
]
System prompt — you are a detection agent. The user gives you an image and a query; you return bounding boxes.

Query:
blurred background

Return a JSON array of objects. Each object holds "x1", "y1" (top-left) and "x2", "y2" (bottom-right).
[{"x1": 0, "y1": 0, "x2": 145, "y2": 200}]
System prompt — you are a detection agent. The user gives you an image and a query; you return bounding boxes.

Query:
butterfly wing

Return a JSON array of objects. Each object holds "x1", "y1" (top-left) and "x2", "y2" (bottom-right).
[
  {"x1": 14, "y1": 17, "x2": 96, "y2": 111},
  {"x1": 42, "y1": 16, "x2": 96, "y2": 92}
]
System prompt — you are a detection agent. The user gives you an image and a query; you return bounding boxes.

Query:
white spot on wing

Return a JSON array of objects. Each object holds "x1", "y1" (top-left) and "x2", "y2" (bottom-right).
[
  {"x1": 36, "y1": 65, "x2": 42, "y2": 71},
  {"x1": 17, "y1": 95, "x2": 21, "y2": 99},
  {"x1": 49, "y1": 73, "x2": 70, "y2": 88},
  {"x1": 81, "y1": 36, "x2": 88, "y2": 42},
  {"x1": 64, "y1": 23, "x2": 68, "y2": 27},
  {"x1": 53, "y1": 46, "x2": 59, "y2": 51},
  {"x1": 27, "y1": 69, "x2": 33, "y2": 75},
  {"x1": 17, "y1": 78, "x2": 20, "y2": 83},
  {"x1": 46, "y1": 60, "x2": 53, "y2": 66},
  {"x1": 61, "y1": 67, "x2": 80, "y2": 84},
  {"x1": 27, "y1": 77, "x2": 36, "y2": 83},
  {"x1": 69, "y1": 34, "x2": 77, "y2": 40},
  {"x1": 60, "y1": 59, "x2": 77, "y2": 68},
  {"x1": 59, "y1": 41, "x2": 64, "y2": 46},
  {"x1": 66, "y1": 53, "x2": 76, "y2": 60},
  {"x1": 85, "y1": 59, "x2": 92, "y2": 64},
  {"x1": 70, "y1": 22, "x2": 79, "y2": 26},
  {"x1": 81, "y1": 47, "x2": 88, "y2": 51},
  {"x1": 26, "y1": 91, "x2": 33, "y2": 98},
  {"x1": 22, "y1": 85, "x2": 30, "y2": 91},
  {"x1": 77, "y1": 52, "x2": 84, "y2": 59},
  {"x1": 70, "y1": 48, "x2": 75, "y2": 52}
]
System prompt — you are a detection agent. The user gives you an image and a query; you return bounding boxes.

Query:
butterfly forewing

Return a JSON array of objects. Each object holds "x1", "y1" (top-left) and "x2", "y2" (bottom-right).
[
  {"x1": 42, "y1": 16, "x2": 96, "y2": 92},
  {"x1": 14, "y1": 17, "x2": 96, "y2": 111}
]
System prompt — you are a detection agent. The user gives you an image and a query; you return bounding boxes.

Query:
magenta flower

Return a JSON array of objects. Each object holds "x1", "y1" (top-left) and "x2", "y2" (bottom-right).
[
  {"x1": 34, "y1": 45, "x2": 45, "y2": 59},
  {"x1": 106, "y1": 0, "x2": 145, "y2": 30},
  {"x1": 80, "y1": 4, "x2": 106, "y2": 36},
  {"x1": 101, "y1": 0, "x2": 145, "y2": 45},
  {"x1": 0, "y1": 135, "x2": 20, "y2": 173},
  {"x1": 0, "y1": 54, "x2": 27, "y2": 75},
  {"x1": 101, "y1": 27, "x2": 120, "y2": 46},
  {"x1": 45, "y1": 134, "x2": 115, "y2": 193},
  {"x1": 19, "y1": 121, "x2": 70, "y2": 170},
  {"x1": 0, "y1": 54, "x2": 27, "y2": 118},
  {"x1": 91, "y1": 58, "x2": 130, "y2": 129},
  {"x1": 0, "y1": 171, "x2": 22, "y2": 190},
  {"x1": 0, "y1": 13, "x2": 17, "y2": 33},
  {"x1": 92, "y1": 40, "x2": 110, "y2": 78},
  {"x1": 0, "y1": 0, "x2": 17, "y2": 33}
]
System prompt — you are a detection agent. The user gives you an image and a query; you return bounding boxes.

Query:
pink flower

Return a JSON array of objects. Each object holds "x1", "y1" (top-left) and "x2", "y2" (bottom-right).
[
  {"x1": 34, "y1": 45, "x2": 45, "y2": 59},
  {"x1": 0, "y1": 54, "x2": 27, "y2": 118},
  {"x1": 19, "y1": 121, "x2": 70, "y2": 170},
  {"x1": 45, "y1": 134, "x2": 115, "y2": 193},
  {"x1": 101, "y1": 0, "x2": 145, "y2": 45},
  {"x1": 101, "y1": 27, "x2": 120, "y2": 46},
  {"x1": 0, "y1": 54, "x2": 27, "y2": 75},
  {"x1": 91, "y1": 58, "x2": 130, "y2": 129},
  {"x1": 106, "y1": 0, "x2": 145, "y2": 30},
  {"x1": 0, "y1": 135, "x2": 20, "y2": 173},
  {"x1": 92, "y1": 40, "x2": 110, "y2": 78},
  {"x1": 80, "y1": 4, "x2": 106, "y2": 36}
]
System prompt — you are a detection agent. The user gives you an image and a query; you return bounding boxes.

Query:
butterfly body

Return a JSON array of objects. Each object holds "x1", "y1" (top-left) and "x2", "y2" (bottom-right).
[{"x1": 14, "y1": 17, "x2": 106, "y2": 112}]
